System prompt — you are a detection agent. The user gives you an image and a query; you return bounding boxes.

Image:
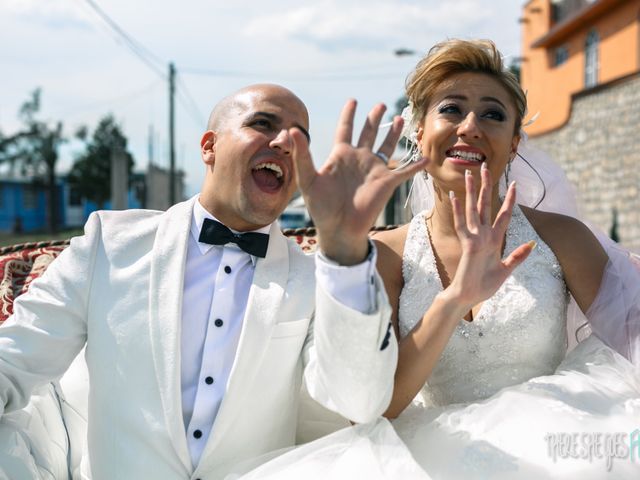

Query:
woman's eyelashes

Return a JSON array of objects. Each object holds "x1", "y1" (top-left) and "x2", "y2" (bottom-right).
[
  {"x1": 483, "y1": 109, "x2": 506, "y2": 121},
  {"x1": 437, "y1": 103, "x2": 506, "y2": 122},
  {"x1": 438, "y1": 103, "x2": 461, "y2": 115}
]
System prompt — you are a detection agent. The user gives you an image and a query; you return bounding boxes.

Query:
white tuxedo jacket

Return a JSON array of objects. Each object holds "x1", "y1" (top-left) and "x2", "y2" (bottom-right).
[{"x1": 0, "y1": 197, "x2": 397, "y2": 479}]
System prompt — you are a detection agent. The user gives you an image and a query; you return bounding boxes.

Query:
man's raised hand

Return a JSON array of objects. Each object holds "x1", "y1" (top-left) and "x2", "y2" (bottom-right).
[{"x1": 290, "y1": 100, "x2": 428, "y2": 265}]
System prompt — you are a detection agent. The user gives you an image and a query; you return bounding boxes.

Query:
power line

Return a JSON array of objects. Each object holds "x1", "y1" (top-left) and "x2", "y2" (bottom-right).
[
  {"x1": 80, "y1": 0, "x2": 166, "y2": 80},
  {"x1": 175, "y1": 77, "x2": 207, "y2": 127},
  {"x1": 77, "y1": 4, "x2": 208, "y2": 129},
  {"x1": 179, "y1": 66, "x2": 401, "y2": 82},
  {"x1": 79, "y1": 0, "x2": 399, "y2": 84}
]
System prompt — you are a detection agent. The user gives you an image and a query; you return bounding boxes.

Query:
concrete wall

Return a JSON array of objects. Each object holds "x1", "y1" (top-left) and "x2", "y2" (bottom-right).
[
  {"x1": 145, "y1": 164, "x2": 185, "y2": 211},
  {"x1": 528, "y1": 73, "x2": 640, "y2": 250}
]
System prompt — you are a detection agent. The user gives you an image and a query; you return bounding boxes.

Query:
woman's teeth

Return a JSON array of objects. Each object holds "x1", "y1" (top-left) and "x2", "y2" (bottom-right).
[{"x1": 448, "y1": 150, "x2": 485, "y2": 163}]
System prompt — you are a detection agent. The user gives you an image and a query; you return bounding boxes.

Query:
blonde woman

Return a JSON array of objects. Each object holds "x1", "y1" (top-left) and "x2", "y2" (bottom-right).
[{"x1": 373, "y1": 39, "x2": 639, "y2": 478}]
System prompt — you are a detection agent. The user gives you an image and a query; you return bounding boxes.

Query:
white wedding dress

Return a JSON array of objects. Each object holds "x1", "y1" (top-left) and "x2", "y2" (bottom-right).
[
  {"x1": 232, "y1": 207, "x2": 640, "y2": 479},
  {"x1": 391, "y1": 206, "x2": 640, "y2": 479}
]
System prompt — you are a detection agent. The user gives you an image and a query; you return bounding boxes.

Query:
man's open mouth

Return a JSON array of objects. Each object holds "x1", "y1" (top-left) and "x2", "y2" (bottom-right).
[{"x1": 252, "y1": 162, "x2": 284, "y2": 191}]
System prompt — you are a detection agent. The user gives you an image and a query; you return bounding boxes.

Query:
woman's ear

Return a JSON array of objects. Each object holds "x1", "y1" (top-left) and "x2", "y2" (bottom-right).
[
  {"x1": 510, "y1": 133, "x2": 520, "y2": 160},
  {"x1": 200, "y1": 130, "x2": 216, "y2": 166}
]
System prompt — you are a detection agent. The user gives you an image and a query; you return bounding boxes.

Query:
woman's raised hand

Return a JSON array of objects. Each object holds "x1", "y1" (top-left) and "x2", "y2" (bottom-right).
[{"x1": 446, "y1": 164, "x2": 535, "y2": 311}]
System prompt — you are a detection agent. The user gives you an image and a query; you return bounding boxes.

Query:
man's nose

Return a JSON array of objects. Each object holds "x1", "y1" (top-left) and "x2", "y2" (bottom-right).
[
  {"x1": 457, "y1": 112, "x2": 481, "y2": 139},
  {"x1": 269, "y1": 129, "x2": 292, "y2": 155}
]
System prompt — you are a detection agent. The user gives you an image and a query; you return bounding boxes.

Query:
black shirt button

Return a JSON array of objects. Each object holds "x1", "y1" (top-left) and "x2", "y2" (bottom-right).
[
  {"x1": 205, "y1": 376, "x2": 214, "y2": 385},
  {"x1": 224, "y1": 265, "x2": 232, "y2": 274},
  {"x1": 214, "y1": 318, "x2": 223, "y2": 327},
  {"x1": 193, "y1": 429, "x2": 202, "y2": 439}
]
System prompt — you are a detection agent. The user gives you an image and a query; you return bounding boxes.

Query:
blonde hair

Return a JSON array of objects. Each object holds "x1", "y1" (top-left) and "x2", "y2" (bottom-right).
[{"x1": 406, "y1": 39, "x2": 526, "y2": 134}]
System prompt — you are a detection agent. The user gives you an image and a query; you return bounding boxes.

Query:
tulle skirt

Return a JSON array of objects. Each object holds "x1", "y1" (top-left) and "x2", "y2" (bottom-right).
[
  {"x1": 231, "y1": 336, "x2": 640, "y2": 479},
  {"x1": 225, "y1": 417, "x2": 429, "y2": 479}
]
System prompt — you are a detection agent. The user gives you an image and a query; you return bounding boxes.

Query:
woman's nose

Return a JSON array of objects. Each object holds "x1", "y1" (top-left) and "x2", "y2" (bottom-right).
[{"x1": 457, "y1": 112, "x2": 481, "y2": 139}]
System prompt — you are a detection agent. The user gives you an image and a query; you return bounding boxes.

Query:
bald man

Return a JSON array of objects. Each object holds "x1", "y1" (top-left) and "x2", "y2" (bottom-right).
[{"x1": 0, "y1": 84, "x2": 426, "y2": 479}]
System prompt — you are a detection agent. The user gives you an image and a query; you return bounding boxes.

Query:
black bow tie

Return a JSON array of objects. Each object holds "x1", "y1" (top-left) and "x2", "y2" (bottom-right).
[{"x1": 199, "y1": 218, "x2": 270, "y2": 258}]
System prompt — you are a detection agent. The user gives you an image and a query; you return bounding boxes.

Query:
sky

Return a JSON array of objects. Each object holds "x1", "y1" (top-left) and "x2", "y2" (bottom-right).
[{"x1": 1, "y1": 0, "x2": 525, "y2": 196}]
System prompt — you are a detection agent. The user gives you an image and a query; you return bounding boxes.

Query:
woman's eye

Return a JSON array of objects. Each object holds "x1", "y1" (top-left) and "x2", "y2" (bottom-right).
[
  {"x1": 438, "y1": 104, "x2": 460, "y2": 115},
  {"x1": 483, "y1": 110, "x2": 505, "y2": 121}
]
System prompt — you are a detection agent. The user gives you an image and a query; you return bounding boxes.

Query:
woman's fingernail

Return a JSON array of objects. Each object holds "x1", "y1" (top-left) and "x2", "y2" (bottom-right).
[
  {"x1": 449, "y1": 190, "x2": 455, "y2": 200},
  {"x1": 465, "y1": 169, "x2": 471, "y2": 176},
  {"x1": 481, "y1": 162, "x2": 488, "y2": 171},
  {"x1": 510, "y1": 180, "x2": 516, "y2": 189},
  {"x1": 527, "y1": 240, "x2": 537, "y2": 250}
]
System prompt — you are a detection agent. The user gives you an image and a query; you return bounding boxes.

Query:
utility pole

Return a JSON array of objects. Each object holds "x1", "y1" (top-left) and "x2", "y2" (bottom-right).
[{"x1": 169, "y1": 62, "x2": 176, "y2": 206}]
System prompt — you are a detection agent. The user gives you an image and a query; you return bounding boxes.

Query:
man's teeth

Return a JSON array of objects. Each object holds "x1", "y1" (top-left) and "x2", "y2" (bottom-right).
[
  {"x1": 254, "y1": 163, "x2": 283, "y2": 178},
  {"x1": 449, "y1": 150, "x2": 484, "y2": 162}
]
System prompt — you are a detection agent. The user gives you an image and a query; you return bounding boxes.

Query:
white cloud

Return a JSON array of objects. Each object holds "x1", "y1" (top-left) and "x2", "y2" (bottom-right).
[
  {"x1": 3, "y1": 0, "x2": 91, "y2": 28},
  {"x1": 242, "y1": 0, "x2": 493, "y2": 52}
]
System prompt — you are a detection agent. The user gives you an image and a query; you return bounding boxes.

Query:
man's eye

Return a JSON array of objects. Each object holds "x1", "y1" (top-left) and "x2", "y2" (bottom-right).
[{"x1": 252, "y1": 119, "x2": 272, "y2": 128}]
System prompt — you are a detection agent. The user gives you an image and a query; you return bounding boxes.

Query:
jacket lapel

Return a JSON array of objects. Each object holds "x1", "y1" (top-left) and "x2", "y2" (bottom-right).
[
  {"x1": 148, "y1": 197, "x2": 195, "y2": 473},
  {"x1": 196, "y1": 223, "x2": 290, "y2": 469}
]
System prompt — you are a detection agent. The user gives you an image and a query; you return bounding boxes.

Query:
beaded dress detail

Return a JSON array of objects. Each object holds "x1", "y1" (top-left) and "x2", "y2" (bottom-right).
[{"x1": 398, "y1": 205, "x2": 568, "y2": 406}]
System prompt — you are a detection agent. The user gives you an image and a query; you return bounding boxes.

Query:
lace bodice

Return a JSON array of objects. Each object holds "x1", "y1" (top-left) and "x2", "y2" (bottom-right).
[{"x1": 398, "y1": 206, "x2": 568, "y2": 406}]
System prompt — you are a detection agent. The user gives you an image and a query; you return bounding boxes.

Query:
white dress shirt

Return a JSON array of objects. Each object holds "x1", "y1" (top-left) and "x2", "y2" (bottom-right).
[{"x1": 181, "y1": 198, "x2": 377, "y2": 467}]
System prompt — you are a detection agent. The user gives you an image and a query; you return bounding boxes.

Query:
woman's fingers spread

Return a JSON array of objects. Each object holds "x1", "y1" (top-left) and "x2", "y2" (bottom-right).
[
  {"x1": 493, "y1": 181, "x2": 516, "y2": 235},
  {"x1": 465, "y1": 170, "x2": 480, "y2": 231},
  {"x1": 503, "y1": 240, "x2": 536, "y2": 271},
  {"x1": 451, "y1": 191, "x2": 469, "y2": 238},
  {"x1": 477, "y1": 163, "x2": 492, "y2": 225}
]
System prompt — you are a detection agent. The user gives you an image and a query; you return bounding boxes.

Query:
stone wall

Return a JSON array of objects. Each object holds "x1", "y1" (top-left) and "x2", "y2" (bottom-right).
[{"x1": 529, "y1": 73, "x2": 640, "y2": 251}]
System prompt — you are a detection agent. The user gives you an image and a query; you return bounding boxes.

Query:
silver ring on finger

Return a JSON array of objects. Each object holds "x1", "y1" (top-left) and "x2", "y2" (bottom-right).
[{"x1": 375, "y1": 151, "x2": 389, "y2": 165}]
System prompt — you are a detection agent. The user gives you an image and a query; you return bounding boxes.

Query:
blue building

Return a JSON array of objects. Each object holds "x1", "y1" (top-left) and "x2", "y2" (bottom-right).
[
  {"x1": 0, "y1": 179, "x2": 64, "y2": 233},
  {"x1": 0, "y1": 176, "x2": 144, "y2": 233}
]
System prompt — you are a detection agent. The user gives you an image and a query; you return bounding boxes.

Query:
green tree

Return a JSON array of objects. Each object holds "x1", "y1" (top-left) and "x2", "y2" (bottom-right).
[
  {"x1": 69, "y1": 115, "x2": 135, "y2": 209},
  {"x1": 0, "y1": 89, "x2": 65, "y2": 233}
]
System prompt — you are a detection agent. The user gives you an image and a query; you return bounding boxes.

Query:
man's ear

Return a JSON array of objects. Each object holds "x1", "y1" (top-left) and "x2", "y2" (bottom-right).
[{"x1": 200, "y1": 130, "x2": 216, "y2": 166}]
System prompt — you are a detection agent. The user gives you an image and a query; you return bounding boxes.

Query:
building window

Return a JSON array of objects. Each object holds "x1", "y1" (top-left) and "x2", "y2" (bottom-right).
[
  {"x1": 554, "y1": 46, "x2": 569, "y2": 66},
  {"x1": 585, "y1": 30, "x2": 599, "y2": 88},
  {"x1": 551, "y1": 0, "x2": 591, "y2": 24}
]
